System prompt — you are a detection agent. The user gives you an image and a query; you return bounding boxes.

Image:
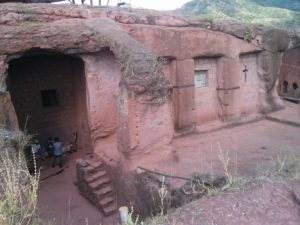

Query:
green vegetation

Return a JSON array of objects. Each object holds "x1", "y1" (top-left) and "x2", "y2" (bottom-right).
[
  {"x1": 125, "y1": 207, "x2": 141, "y2": 225},
  {"x1": 0, "y1": 131, "x2": 41, "y2": 225},
  {"x1": 251, "y1": 0, "x2": 300, "y2": 12},
  {"x1": 180, "y1": 0, "x2": 300, "y2": 32},
  {"x1": 243, "y1": 26, "x2": 254, "y2": 42}
]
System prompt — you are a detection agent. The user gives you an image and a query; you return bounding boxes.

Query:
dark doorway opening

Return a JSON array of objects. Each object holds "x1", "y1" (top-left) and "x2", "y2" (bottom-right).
[
  {"x1": 41, "y1": 89, "x2": 59, "y2": 107},
  {"x1": 293, "y1": 82, "x2": 298, "y2": 90},
  {"x1": 283, "y1": 80, "x2": 288, "y2": 94},
  {"x1": 7, "y1": 54, "x2": 91, "y2": 151}
]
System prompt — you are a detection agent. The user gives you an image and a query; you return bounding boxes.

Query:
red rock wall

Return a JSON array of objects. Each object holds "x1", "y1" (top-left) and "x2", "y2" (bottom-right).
[
  {"x1": 83, "y1": 51, "x2": 122, "y2": 157},
  {"x1": 127, "y1": 99, "x2": 174, "y2": 154},
  {"x1": 194, "y1": 57, "x2": 219, "y2": 123},
  {"x1": 122, "y1": 24, "x2": 262, "y2": 128},
  {"x1": 161, "y1": 59, "x2": 176, "y2": 129},
  {"x1": 117, "y1": 80, "x2": 174, "y2": 156},
  {"x1": 240, "y1": 53, "x2": 261, "y2": 115},
  {"x1": 174, "y1": 59, "x2": 196, "y2": 130},
  {"x1": 0, "y1": 4, "x2": 290, "y2": 159},
  {"x1": 216, "y1": 57, "x2": 242, "y2": 121},
  {"x1": 83, "y1": 51, "x2": 121, "y2": 140}
]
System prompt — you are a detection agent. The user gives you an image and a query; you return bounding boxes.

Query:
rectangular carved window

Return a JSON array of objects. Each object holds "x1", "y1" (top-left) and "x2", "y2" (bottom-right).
[
  {"x1": 195, "y1": 70, "x2": 208, "y2": 88},
  {"x1": 41, "y1": 89, "x2": 59, "y2": 107}
]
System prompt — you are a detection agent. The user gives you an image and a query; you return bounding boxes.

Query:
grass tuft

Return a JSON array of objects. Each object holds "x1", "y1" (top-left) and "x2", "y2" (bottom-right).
[{"x1": 0, "y1": 131, "x2": 41, "y2": 225}]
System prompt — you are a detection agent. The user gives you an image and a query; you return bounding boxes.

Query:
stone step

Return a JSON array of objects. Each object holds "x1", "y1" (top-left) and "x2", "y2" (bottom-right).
[
  {"x1": 103, "y1": 204, "x2": 117, "y2": 216},
  {"x1": 84, "y1": 166, "x2": 102, "y2": 175},
  {"x1": 95, "y1": 185, "x2": 113, "y2": 198},
  {"x1": 89, "y1": 161, "x2": 103, "y2": 169},
  {"x1": 77, "y1": 159, "x2": 89, "y2": 167},
  {"x1": 99, "y1": 196, "x2": 114, "y2": 207},
  {"x1": 85, "y1": 170, "x2": 107, "y2": 183},
  {"x1": 76, "y1": 159, "x2": 116, "y2": 217},
  {"x1": 88, "y1": 177, "x2": 110, "y2": 190}
]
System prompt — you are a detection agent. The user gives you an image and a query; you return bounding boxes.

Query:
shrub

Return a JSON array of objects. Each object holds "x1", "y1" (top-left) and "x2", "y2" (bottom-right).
[
  {"x1": 0, "y1": 131, "x2": 41, "y2": 225},
  {"x1": 243, "y1": 26, "x2": 254, "y2": 42}
]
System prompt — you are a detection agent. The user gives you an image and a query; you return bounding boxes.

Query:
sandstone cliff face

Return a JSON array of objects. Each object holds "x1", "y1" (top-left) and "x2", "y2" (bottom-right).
[
  {"x1": 0, "y1": 3, "x2": 291, "y2": 157},
  {"x1": 0, "y1": 4, "x2": 174, "y2": 156}
]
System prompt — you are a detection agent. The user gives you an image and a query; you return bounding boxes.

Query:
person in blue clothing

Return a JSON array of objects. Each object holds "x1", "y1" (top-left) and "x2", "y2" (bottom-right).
[{"x1": 52, "y1": 137, "x2": 63, "y2": 168}]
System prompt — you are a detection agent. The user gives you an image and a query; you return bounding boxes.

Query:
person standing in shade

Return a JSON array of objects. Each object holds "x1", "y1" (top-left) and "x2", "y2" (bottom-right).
[
  {"x1": 46, "y1": 136, "x2": 54, "y2": 158},
  {"x1": 52, "y1": 137, "x2": 63, "y2": 168}
]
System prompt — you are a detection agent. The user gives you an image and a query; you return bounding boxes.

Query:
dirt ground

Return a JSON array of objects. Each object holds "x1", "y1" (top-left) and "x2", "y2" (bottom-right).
[
  {"x1": 37, "y1": 152, "x2": 119, "y2": 225},
  {"x1": 148, "y1": 181, "x2": 300, "y2": 225},
  {"x1": 37, "y1": 101, "x2": 300, "y2": 225},
  {"x1": 131, "y1": 103, "x2": 300, "y2": 188}
]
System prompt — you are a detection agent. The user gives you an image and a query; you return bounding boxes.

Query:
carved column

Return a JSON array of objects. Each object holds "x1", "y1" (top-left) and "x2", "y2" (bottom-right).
[
  {"x1": 174, "y1": 59, "x2": 196, "y2": 130},
  {"x1": 216, "y1": 57, "x2": 242, "y2": 121}
]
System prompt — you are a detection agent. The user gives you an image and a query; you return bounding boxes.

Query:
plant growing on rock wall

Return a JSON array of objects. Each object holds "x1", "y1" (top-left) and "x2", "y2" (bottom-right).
[{"x1": 243, "y1": 26, "x2": 254, "y2": 42}]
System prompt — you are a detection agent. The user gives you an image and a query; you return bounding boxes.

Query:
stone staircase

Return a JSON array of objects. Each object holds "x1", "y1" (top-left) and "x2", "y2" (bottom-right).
[{"x1": 76, "y1": 159, "x2": 117, "y2": 216}]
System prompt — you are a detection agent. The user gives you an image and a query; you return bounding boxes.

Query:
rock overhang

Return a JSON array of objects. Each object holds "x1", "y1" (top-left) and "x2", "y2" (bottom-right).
[{"x1": 0, "y1": 4, "x2": 174, "y2": 104}]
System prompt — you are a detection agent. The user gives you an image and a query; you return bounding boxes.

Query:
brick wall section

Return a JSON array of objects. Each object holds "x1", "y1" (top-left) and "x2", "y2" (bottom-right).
[
  {"x1": 194, "y1": 58, "x2": 219, "y2": 124},
  {"x1": 7, "y1": 55, "x2": 83, "y2": 143}
]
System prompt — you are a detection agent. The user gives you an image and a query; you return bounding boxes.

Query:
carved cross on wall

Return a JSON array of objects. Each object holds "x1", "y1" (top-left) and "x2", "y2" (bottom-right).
[{"x1": 243, "y1": 65, "x2": 248, "y2": 82}]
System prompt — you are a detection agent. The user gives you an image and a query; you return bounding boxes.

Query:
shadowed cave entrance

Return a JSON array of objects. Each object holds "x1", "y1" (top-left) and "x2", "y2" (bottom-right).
[{"x1": 7, "y1": 53, "x2": 92, "y2": 152}]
